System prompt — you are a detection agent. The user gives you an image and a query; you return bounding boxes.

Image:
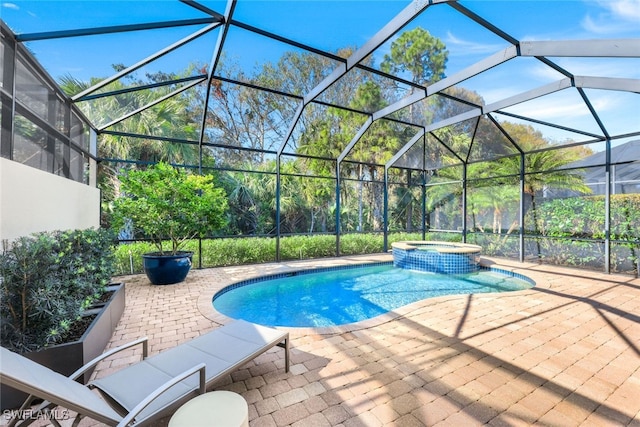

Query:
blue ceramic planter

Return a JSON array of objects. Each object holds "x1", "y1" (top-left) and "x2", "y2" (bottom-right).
[{"x1": 143, "y1": 251, "x2": 193, "y2": 285}]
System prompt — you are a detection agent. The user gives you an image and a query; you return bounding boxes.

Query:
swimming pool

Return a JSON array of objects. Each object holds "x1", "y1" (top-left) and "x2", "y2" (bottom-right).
[{"x1": 212, "y1": 263, "x2": 534, "y2": 328}]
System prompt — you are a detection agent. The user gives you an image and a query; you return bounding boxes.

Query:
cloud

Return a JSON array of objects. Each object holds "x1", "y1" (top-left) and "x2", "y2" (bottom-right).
[
  {"x1": 478, "y1": 87, "x2": 519, "y2": 105},
  {"x1": 600, "y1": 0, "x2": 640, "y2": 20},
  {"x1": 582, "y1": 0, "x2": 640, "y2": 34},
  {"x1": 444, "y1": 31, "x2": 506, "y2": 56},
  {"x1": 582, "y1": 13, "x2": 639, "y2": 34},
  {"x1": 2, "y1": 2, "x2": 19, "y2": 10},
  {"x1": 527, "y1": 63, "x2": 569, "y2": 82},
  {"x1": 501, "y1": 95, "x2": 605, "y2": 138},
  {"x1": 552, "y1": 58, "x2": 638, "y2": 79},
  {"x1": 505, "y1": 90, "x2": 619, "y2": 123}
]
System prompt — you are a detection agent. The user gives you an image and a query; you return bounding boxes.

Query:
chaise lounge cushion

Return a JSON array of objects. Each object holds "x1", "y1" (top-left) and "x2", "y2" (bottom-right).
[
  {"x1": 90, "y1": 319, "x2": 288, "y2": 422},
  {"x1": 0, "y1": 346, "x2": 123, "y2": 425}
]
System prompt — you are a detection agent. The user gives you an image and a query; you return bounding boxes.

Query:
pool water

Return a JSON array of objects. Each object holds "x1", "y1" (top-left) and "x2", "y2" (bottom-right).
[{"x1": 213, "y1": 264, "x2": 533, "y2": 328}]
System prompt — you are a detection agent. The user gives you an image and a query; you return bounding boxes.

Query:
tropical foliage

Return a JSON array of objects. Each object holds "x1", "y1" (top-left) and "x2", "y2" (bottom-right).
[
  {"x1": 61, "y1": 26, "x2": 637, "y2": 273},
  {"x1": 111, "y1": 232, "x2": 459, "y2": 275},
  {"x1": 111, "y1": 162, "x2": 228, "y2": 255},
  {"x1": 0, "y1": 229, "x2": 116, "y2": 353}
]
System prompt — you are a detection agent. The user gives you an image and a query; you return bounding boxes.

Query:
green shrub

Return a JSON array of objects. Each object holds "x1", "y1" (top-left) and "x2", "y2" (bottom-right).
[
  {"x1": 113, "y1": 231, "x2": 471, "y2": 275},
  {"x1": 468, "y1": 233, "x2": 519, "y2": 257},
  {"x1": 281, "y1": 235, "x2": 336, "y2": 260},
  {"x1": 528, "y1": 194, "x2": 640, "y2": 240},
  {"x1": 524, "y1": 194, "x2": 639, "y2": 271},
  {"x1": 340, "y1": 233, "x2": 383, "y2": 255},
  {"x1": 387, "y1": 232, "x2": 423, "y2": 245},
  {"x1": 113, "y1": 241, "x2": 157, "y2": 275},
  {"x1": 0, "y1": 228, "x2": 117, "y2": 353},
  {"x1": 611, "y1": 194, "x2": 640, "y2": 241},
  {"x1": 111, "y1": 162, "x2": 228, "y2": 255},
  {"x1": 203, "y1": 238, "x2": 276, "y2": 266}
]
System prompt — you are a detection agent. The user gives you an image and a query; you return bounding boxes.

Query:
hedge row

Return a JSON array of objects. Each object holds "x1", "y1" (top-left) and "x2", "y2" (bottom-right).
[
  {"x1": 112, "y1": 232, "x2": 459, "y2": 275},
  {"x1": 113, "y1": 194, "x2": 639, "y2": 276},
  {"x1": 469, "y1": 193, "x2": 639, "y2": 273},
  {"x1": 531, "y1": 194, "x2": 640, "y2": 240}
]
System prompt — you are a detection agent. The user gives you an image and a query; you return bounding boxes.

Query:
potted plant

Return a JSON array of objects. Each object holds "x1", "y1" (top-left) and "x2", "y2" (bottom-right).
[
  {"x1": 111, "y1": 162, "x2": 228, "y2": 285},
  {"x1": 0, "y1": 228, "x2": 124, "y2": 409}
]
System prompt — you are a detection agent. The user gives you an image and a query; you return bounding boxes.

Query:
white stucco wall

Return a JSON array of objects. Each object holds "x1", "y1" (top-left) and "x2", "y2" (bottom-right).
[{"x1": 0, "y1": 158, "x2": 100, "y2": 242}]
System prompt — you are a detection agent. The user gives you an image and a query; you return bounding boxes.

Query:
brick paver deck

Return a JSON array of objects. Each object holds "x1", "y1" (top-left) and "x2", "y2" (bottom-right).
[{"x1": 8, "y1": 254, "x2": 640, "y2": 426}]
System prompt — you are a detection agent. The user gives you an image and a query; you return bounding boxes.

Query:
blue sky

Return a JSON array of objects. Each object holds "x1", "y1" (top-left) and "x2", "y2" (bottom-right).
[
  {"x1": 4, "y1": 1, "x2": 638, "y2": 79},
  {"x1": 2, "y1": 0, "x2": 639, "y2": 145}
]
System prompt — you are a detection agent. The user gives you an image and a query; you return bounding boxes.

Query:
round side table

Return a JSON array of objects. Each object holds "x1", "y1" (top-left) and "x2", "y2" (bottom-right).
[{"x1": 168, "y1": 390, "x2": 249, "y2": 427}]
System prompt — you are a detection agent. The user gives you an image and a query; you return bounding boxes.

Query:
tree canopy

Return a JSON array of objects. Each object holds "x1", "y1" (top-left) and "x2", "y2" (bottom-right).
[{"x1": 73, "y1": 28, "x2": 592, "y2": 240}]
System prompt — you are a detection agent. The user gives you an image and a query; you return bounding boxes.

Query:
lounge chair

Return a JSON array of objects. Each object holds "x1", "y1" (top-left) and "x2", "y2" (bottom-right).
[{"x1": 0, "y1": 319, "x2": 289, "y2": 426}]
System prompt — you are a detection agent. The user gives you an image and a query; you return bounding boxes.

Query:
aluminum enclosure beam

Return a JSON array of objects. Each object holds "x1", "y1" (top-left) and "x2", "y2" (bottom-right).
[
  {"x1": 484, "y1": 78, "x2": 573, "y2": 113},
  {"x1": 496, "y1": 110, "x2": 605, "y2": 140},
  {"x1": 98, "y1": 78, "x2": 205, "y2": 131},
  {"x1": 427, "y1": 45, "x2": 518, "y2": 95},
  {"x1": 578, "y1": 87, "x2": 610, "y2": 140},
  {"x1": 277, "y1": 102, "x2": 305, "y2": 156},
  {"x1": 432, "y1": 108, "x2": 482, "y2": 130},
  {"x1": 277, "y1": 0, "x2": 447, "y2": 155},
  {"x1": 228, "y1": 17, "x2": 424, "y2": 93},
  {"x1": 180, "y1": 0, "x2": 226, "y2": 21},
  {"x1": 575, "y1": 76, "x2": 640, "y2": 93},
  {"x1": 373, "y1": 90, "x2": 428, "y2": 121},
  {"x1": 303, "y1": 64, "x2": 348, "y2": 106},
  {"x1": 346, "y1": 0, "x2": 452, "y2": 70},
  {"x1": 194, "y1": 0, "x2": 237, "y2": 264},
  {"x1": 386, "y1": 129, "x2": 426, "y2": 169},
  {"x1": 15, "y1": 18, "x2": 220, "y2": 42},
  {"x1": 382, "y1": 72, "x2": 640, "y2": 169},
  {"x1": 534, "y1": 56, "x2": 574, "y2": 80},
  {"x1": 72, "y1": 22, "x2": 221, "y2": 101},
  {"x1": 208, "y1": 74, "x2": 399, "y2": 128},
  {"x1": 76, "y1": 75, "x2": 207, "y2": 102},
  {"x1": 447, "y1": 2, "x2": 520, "y2": 46},
  {"x1": 369, "y1": 45, "x2": 518, "y2": 125},
  {"x1": 207, "y1": 0, "x2": 236, "y2": 77},
  {"x1": 386, "y1": 109, "x2": 479, "y2": 170},
  {"x1": 197, "y1": 0, "x2": 236, "y2": 154},
  {"x1": 337, "y1": 117, "x2": 374, "y2": 163},
  {"x1": 520, "y1": 39, "x2": 640, "y2": 57},
  {"x1": 429, "y1": 129, "x2": 465, "y2": 164},
  {"x1": 231, "y1": 20, "x2": 345, "y2": 65}
]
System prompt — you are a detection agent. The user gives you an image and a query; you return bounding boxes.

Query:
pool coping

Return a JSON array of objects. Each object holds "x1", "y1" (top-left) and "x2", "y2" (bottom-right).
[{"x1": 197, "y1": 255, "x2": 548, "y2": 336}]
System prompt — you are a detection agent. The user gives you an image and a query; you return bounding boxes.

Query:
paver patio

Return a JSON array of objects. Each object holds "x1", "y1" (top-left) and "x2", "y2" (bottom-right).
[{"x1": 6, "y1": 254, "x2": 640, "y2": 426}]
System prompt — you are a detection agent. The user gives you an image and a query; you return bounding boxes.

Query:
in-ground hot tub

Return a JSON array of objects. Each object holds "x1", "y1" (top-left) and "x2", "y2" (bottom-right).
[{"x1": 392, "y1": 241, "x2": 482, "y2": 274}]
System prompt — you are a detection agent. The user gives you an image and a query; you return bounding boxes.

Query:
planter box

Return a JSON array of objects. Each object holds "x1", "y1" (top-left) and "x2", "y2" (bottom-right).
[{"x1": 1, "y1": 283, "x2": 125, "y2": 410}]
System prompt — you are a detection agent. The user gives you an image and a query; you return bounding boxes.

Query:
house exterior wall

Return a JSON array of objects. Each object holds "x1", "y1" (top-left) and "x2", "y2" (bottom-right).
[{"x1": 0, "y1": 158, "x2": 100, "y2": 242}]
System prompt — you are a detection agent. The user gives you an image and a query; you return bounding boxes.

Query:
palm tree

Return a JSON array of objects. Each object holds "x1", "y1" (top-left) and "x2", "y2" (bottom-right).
[
  {"x1": 60, "y1": 71, "x2": 204, "y2": 227},
  {"x1": 424, "y1": 123, "x2": 591, "y2": 246},
  {"x1": 491, "y1": 124, "x2": 592, "y2": 258},
  {"x1": 494, "y1": 129, "x2": 592, "y2": 235}
]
